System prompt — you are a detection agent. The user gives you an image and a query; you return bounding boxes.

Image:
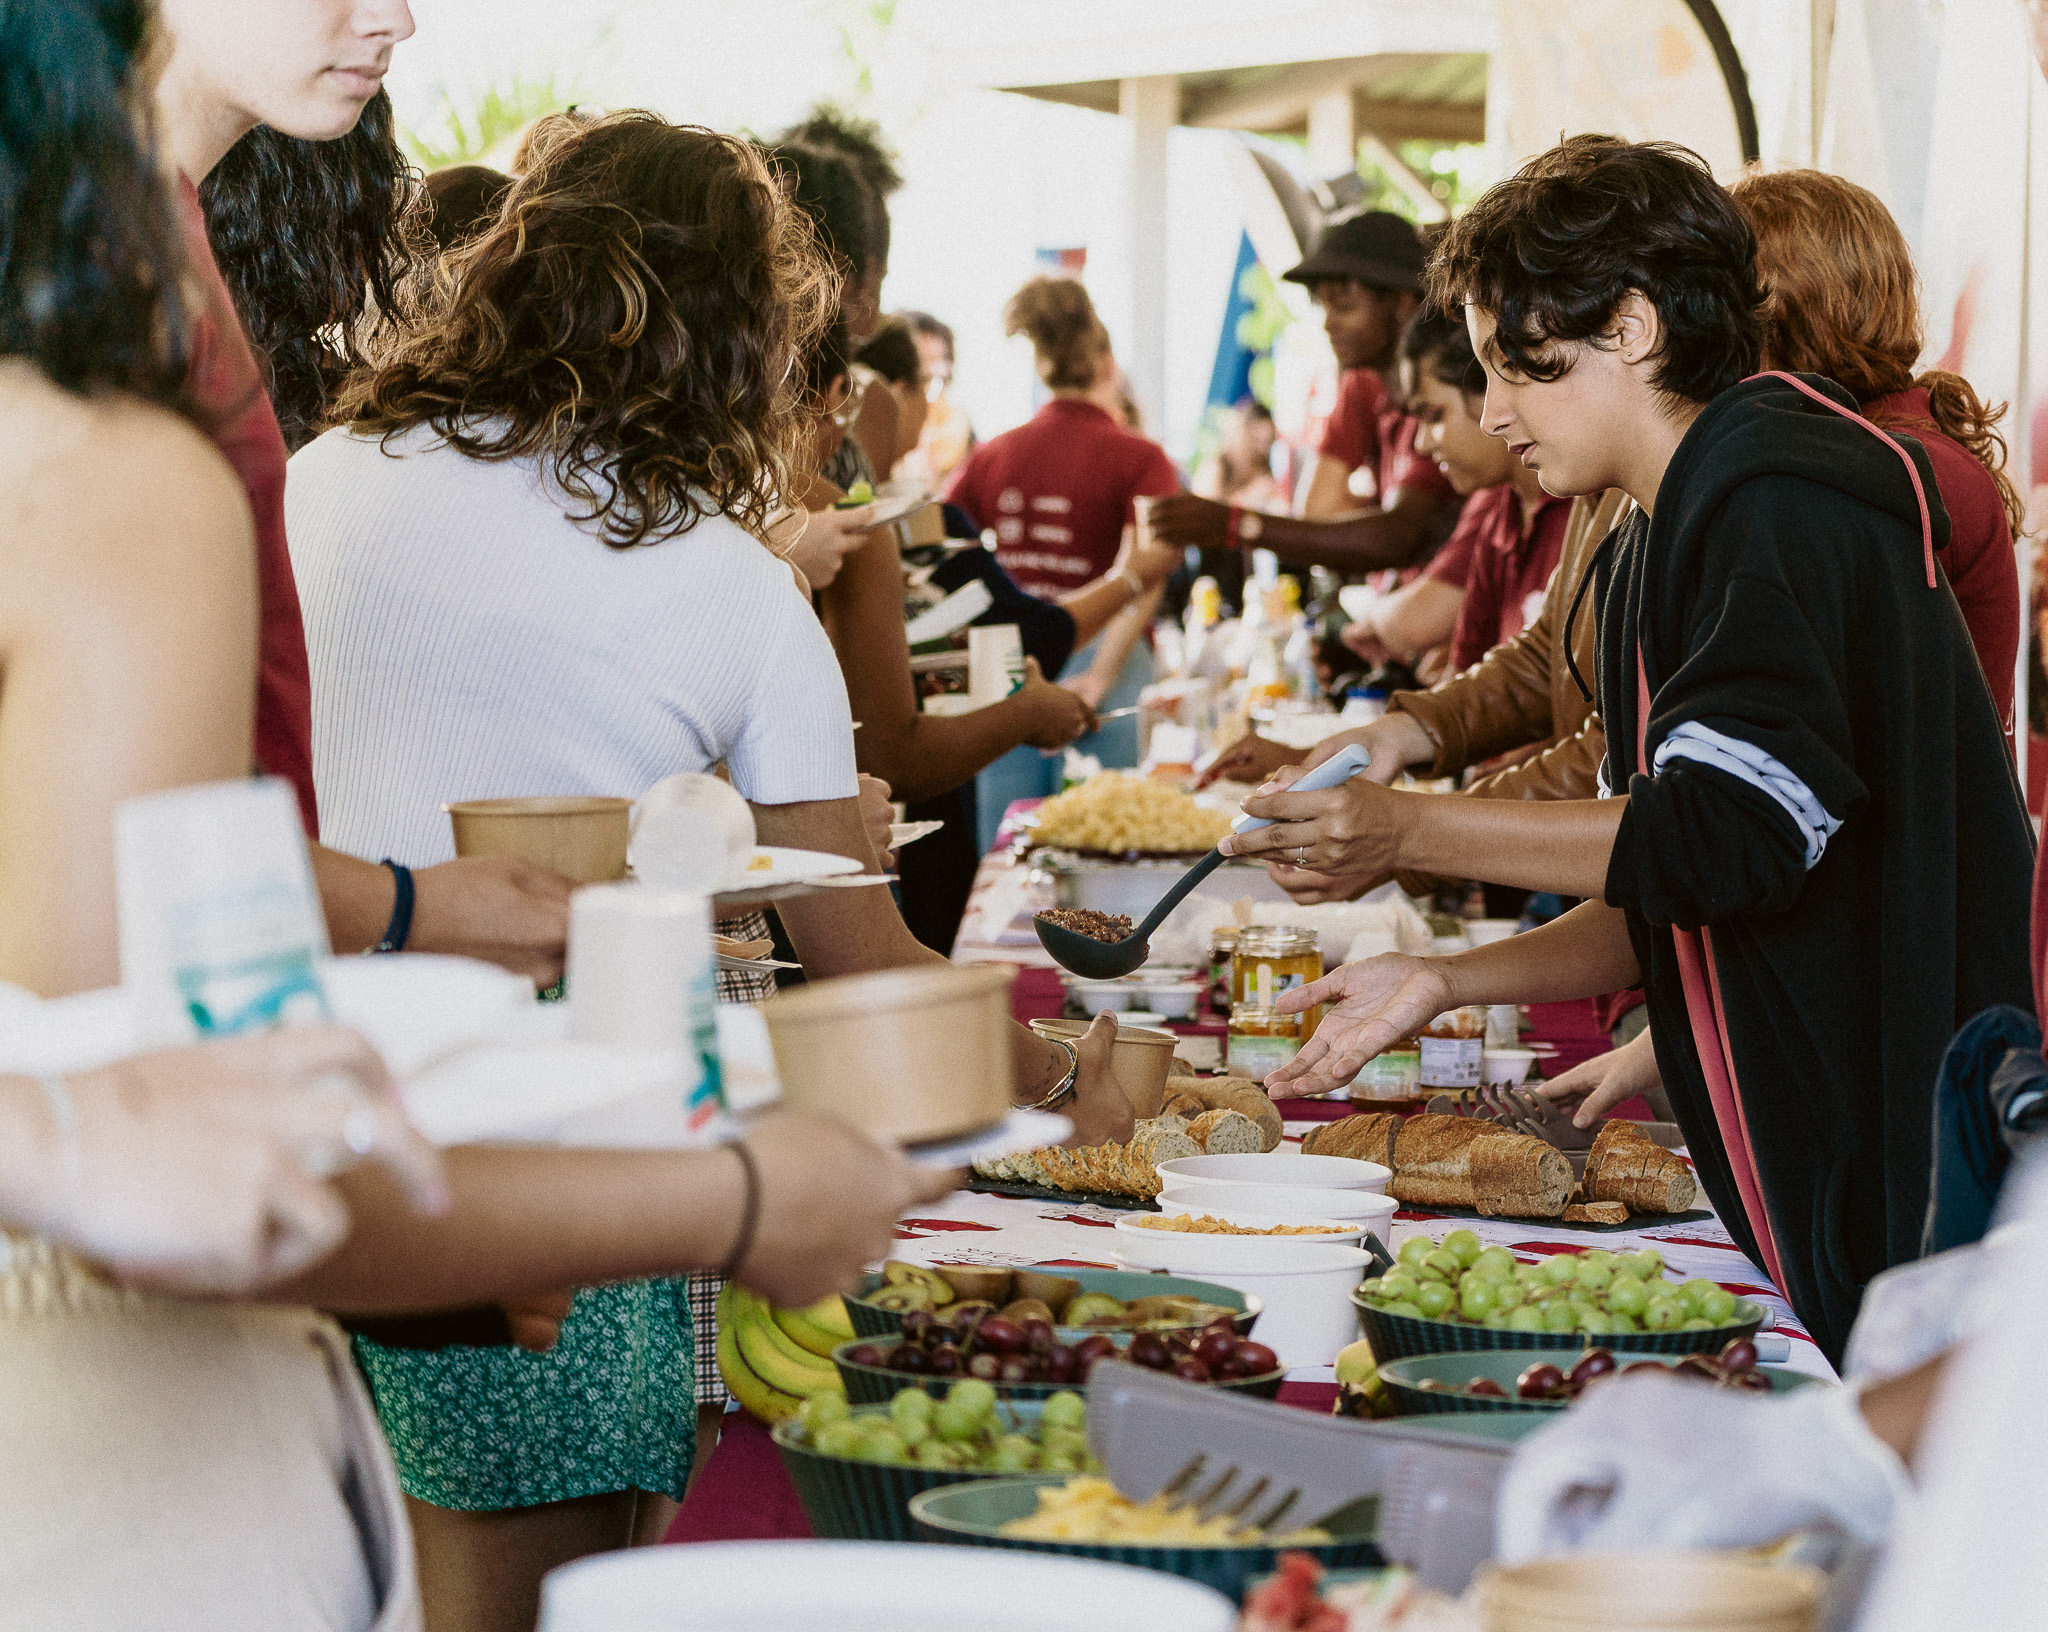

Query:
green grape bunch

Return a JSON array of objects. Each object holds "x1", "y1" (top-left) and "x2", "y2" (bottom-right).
[
  {"x1": 795, "y1": 1379, "x2": 1103, "y2": 1473},
  {"x1": 1359, "y1": 1229, "x2": 1741, "y2": 1337}
]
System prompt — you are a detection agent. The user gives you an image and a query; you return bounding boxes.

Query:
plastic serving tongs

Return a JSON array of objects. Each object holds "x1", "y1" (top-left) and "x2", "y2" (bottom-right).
[
  {"x1": 1085, "y1": 1359, "x2": 1514, "y2": 1595},
  {"x1": 1034, "y1": 744, "x2": 1374, "y2": 978}
]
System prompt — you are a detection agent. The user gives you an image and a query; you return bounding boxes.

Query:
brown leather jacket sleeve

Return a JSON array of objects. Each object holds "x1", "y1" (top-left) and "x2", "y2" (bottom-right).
[{"x1": 1385, "y1": 490, "x2": 1631, "y2": 895}]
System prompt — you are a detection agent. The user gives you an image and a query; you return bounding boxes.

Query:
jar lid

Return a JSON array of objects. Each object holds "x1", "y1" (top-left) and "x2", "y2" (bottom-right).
[{"x1": 1235, "y1": 924, "x2": 1319, "y2": 952}]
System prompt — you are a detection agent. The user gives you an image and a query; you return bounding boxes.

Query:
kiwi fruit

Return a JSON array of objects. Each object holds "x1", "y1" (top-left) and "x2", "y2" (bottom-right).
[
  {"x1": 880, "y1": 1261, "x2": 953, "y2": 1305},
  {"x1": 867, "y1": 1283, "x2": 933, "y2": 1313},
  {"x1": 934, "y1": 1266, "x2": 1012, "y2": 1305},
  {"x1": 999, "y1": 1297, "x2": 1056, "y2": 1326},
  {"x1": 1010, "y1": 1270, "x2": 1081, "y2": 1316},
  {"x1": 1063, "y1": 1291, "x2": 1128, "y2": 1327}
]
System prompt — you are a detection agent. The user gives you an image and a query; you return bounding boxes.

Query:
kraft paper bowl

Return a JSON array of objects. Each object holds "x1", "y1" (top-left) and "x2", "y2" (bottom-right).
[
  {"x1": 762, "y1": 966, "x2": 1014, "y2": 1144},
  {"x1": 447, "y1": 796, "x2": 633, "y2": 884}
]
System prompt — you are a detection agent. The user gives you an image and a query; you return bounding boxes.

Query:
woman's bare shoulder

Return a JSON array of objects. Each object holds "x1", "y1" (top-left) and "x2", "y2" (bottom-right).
[{"x1": 0, "y1": 363, "x2": 251, "y2": 580}]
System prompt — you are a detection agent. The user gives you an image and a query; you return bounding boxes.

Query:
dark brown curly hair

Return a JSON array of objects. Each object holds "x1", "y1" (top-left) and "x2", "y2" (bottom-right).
[{"x1": 333, "y1": 112, "x2": 838, "y2": 548}]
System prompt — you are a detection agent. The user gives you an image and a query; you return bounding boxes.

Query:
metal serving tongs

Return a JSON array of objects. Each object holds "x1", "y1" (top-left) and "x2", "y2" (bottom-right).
[{"x1": 1085, "y1": 1359, "x2": 1517, "y2": 1594}]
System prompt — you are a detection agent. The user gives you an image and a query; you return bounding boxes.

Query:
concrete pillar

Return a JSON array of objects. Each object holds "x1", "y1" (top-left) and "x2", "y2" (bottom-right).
[
  {"x1": 1119, "y1": 74, "x2": 1178, "y2": 437},
  {"x1": 1306, "y1": 88, "x2": 1357, "y2": 181}
]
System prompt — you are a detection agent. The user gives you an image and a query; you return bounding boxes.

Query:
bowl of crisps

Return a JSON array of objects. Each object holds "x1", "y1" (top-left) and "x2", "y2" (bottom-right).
[
  {"x1": 908, "y1": 1474, "x2": 1380, "y2": 1602},
  {"x1": 1027, "y1": 772, "x2": 1235, "y2": 856}
]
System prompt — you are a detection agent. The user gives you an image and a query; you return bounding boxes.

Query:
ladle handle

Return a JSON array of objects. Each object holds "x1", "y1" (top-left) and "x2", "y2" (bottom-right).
[
  {"x1": 1132, "y1": 847, "x2": 1231, "y2": 940},
  {"x1": 1230, "y1": 743, "x2": 1373, "y2": 832}
]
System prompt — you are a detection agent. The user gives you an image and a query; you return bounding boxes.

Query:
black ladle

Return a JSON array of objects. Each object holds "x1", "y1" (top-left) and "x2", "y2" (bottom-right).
[{"x1": 1034, "y1": 744, "x2": 1374, "y2": 979}]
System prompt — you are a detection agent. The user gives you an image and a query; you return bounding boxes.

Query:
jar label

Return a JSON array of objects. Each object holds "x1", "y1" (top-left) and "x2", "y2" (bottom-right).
[
  {"x1": 1352, "y1": 1048, "x2": 1420, "y2": 1097},
  {"x1": 1418, "y1": 1035, "x2": 1483, "y2": 1087},
  {"x1": 1227, "y1": 1033, "x2": 1301, "y2": 1079}
]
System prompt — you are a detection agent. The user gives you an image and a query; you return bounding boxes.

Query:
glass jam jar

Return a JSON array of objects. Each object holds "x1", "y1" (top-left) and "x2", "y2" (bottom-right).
[
  {"x1": 1227, "y1": 1002, "x2": 1301, "y2": 1079},
  {"x1": 1418, "y1": 1005, "x2": 1488, "y2": 1088},
  {"x1": 1231, "y1": 926, "x2": 1323, "y2": 1039},
  {"x1": 1207, "y1": 927, "x2": 1239, "y2": 1016}
]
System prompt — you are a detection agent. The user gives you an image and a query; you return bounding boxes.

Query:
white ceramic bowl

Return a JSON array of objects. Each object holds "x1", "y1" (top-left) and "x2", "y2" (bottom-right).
[
  {"x1": 540, "y1": 1540, "x2": 1237, "y2": 1631},
  {"x1": 1108, "y1": 1238, "x2": 1371, "y2": 1369},
  {"x1": 1156, "y1": 1151, "x2": 1392, "y2": 1196},
  {"x1": 1118, "y1": 1211, "x2": 1366, "y2": 1248},
  {"x1": 1157, "y1": 1183, "x2": 1398, "y2": 1249},
  {"x1": 1481, "y1": 1048, "x2": 1538, "y2": 1086},
  {"x1": 1134, "y1": 982, "x2": 1202, "y2": 1019},
  {"x1": 1063, "y1": 979, "x2": 1130, "y2": 1014}
]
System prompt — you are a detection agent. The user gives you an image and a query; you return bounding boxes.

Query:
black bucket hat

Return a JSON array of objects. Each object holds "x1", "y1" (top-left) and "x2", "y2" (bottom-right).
[{"x1": 1282, "y1": 209, "x2": 1424, "y2": 292}]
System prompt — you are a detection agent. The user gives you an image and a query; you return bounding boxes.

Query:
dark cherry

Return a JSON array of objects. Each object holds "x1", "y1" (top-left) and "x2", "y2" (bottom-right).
[
  {"x1": 899, "y1": 1310, "x2": 934, "y2": 1342},
  {"x1": 1465, "y1": 1377, "x2": 1509, "y2": 1398},
  {"x1": 1674, "y1": 1354, "x2": 1723, "y2": 1383},
  {"x1": 1021, "y1": 1318, "x2": 1056, "y2": 1355},
  {"x1": 1717, "y1": 1338, "x2": 1759, "y2": 1374},
  {"x1": 844, "y1": 1344, "x2": 885, "y2": 1368},
  {"x1": 1232, "y1": 1341, "x2": 1278, "y2": 1376},
  {"x1": 1041, "y1": 1344, "x2": 1077, "y2": 1384},
  {"x1": 967, "y1": 1353, "x2": 1003, "y2": 1381},
  {"x1": 1214, "y1": 1354, "x2": 1253, "y2": 1380},
  {"x1": 1128, "y1": 1332, "x2": 1171, "y2": 1371},
  {"x1": 1193, "y1": 1330, "x2": 1237, "y2": 1368},
  {"x1": 1621, "y1": 1360, "x2": 1668, "y2": 1377},
  {"x1": 1172, "y1": 1358, "x2": 1213, "y2": 1384},
  {"x1": 1567, "y1": 1349, "x2": 1618, "y2": 1389},
  {"x1": 997, "y1": 1356, "x2": 1035, "y2": 1384},
  {"x1": 1516, "y1": 1362, "x2": 1566, "y2": 1401},
  {"x1": 948, "y1": 1301, "x2": 995, "y2": 1334},
  {"x1": 926, "y1": 1345, "x2": 963, "y2": 1377},
  {"x1": 1072, "y1": 1333, "x2": 1118, "y2": 1367},
  {"x1": 886, "y1": 1343, "x2": 929, "y2": 1374},
  {"x1": 974, "y1": 1317, "x2": 1026, "y2": 1356}
]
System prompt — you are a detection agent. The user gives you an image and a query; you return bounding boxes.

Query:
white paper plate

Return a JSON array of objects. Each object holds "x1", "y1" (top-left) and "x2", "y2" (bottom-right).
[
  {"x1": 888, "y1": 819, "x2": 945, "y2": 847},
  {"x1": 904, "y1": 1106, "x2": 1073, "y2": 1170},
  {"x1": 841, "y1": 487, "x2": 932, "y2": 530},
  {"x1": 716, "y1": 845, "x2": 862, "y2": 893},
  {"x1": 540, "y1": 1540, "x2": 1236, "y2": 1632}
]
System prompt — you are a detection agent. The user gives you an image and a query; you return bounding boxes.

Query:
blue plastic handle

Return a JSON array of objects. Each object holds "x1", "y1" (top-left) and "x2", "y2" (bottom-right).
[{"x1": 1230, "y1": 742, "x2": 1373, "y2": 833}]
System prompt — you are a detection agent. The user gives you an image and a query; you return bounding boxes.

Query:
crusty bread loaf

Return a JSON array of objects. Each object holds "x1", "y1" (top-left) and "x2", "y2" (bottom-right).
[
  {"x1": 1162, "y1": 1091, "x2": 1206, "y2": 1121},
  {"x1": 1564, "y1": 1201, "x2": 1629, "y2": 1225},
  {"x1": 1301, "y1": 1112, "x2": 1399, "y2": 1168},
  {"x1": 1583, "y1": 1120, "x2": 1697, "y2": 1214},
  {"x1": 1469, "y1": 1132, "x2": 1572, "y2": 1218},
  {"x1": 1386, "y1": 1115, "x2": 1494, "y2": 1206},
  {"x1": 1167, "y1": 1076, "x2": 1284, "y2": 1152},
  {"x1": 1186, "y1": 1108, "x2": 1262, "y2": 1155}
]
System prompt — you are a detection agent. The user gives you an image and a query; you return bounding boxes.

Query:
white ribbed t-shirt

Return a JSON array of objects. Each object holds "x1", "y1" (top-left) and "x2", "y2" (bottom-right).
[{"x1": 287, "y1": 423, "x2": 856, "y2": 865}]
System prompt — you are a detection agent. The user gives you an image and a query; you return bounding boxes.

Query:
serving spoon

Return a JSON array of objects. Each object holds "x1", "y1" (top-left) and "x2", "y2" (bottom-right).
[{"x1": 1033, "y1": 744, "x2": 1372, "y2": 979}]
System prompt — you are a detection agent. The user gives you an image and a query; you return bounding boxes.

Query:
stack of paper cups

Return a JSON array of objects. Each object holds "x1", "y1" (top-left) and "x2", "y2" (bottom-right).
[
  {"x1": 115, "y1": 777, "x2": 331, "y2": 1047},
  {"x1": 967, "y1": 623, "x2": 1025, "y2": 706},
  {"x1": 566, "y1": 883, "x2": 725, "y2": 1140}
]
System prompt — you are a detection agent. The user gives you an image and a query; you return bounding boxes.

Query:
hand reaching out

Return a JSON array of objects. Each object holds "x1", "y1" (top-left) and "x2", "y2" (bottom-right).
[
  {"x1": 1262, "y1": 954, "x2": 1456, "y2": 1098},
  {"x1": 856, "y1": 774, "x2": 895, "y2": 868},
  {"x1": 1195, "y1": 733, "x2": 1305, "y2": 790},
  {"x1": 1531, "y1": 1027, "x2": 1663, "y2": 1129}
]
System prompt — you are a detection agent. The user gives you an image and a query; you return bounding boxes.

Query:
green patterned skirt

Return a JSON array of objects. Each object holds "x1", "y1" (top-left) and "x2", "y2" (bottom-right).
[{"x1": 355, "y1": 1277, "x2": 695, "y2": 1510}]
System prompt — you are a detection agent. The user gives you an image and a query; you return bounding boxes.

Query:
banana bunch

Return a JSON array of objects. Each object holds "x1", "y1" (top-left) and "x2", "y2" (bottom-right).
[{"x1": 715, "y1": 1283, "x2": 853, "y2": 1424}]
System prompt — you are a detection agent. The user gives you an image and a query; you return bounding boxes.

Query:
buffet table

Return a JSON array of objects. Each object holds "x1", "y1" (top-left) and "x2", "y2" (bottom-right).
[
  {"x1": 665, "y1": 1102, "x2": 1831, "y2": 1547},
  {"x1": 664, "y1": 799, "x2": 1831, "y2": 1547}
]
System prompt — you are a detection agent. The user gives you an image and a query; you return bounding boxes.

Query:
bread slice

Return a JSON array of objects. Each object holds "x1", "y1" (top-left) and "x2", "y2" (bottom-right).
[
  {"x1": 1564, "y1": 1201, "x2": 1629, "y2": 1225},
  {"x1": 1187, "y1": 1108, "x2": 1263, "y2": 1154},
  {"x1": 1169, "y1": 1076, "x2": 1284, "y2": 1151},
  {"x1": 1468, "y1": 1132, "x2": 1573, "y2": 1218},
  {"x1": 1583, "y1": 1120, "x2": 1698, "y2": 1214}
]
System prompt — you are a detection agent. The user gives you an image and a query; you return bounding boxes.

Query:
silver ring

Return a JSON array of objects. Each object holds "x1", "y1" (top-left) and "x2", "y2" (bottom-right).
[{"x1": 1293, "y1": 846, "x2": 1310, "y2": 867}]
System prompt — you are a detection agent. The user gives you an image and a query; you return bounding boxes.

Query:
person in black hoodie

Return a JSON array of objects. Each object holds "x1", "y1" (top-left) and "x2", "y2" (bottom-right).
[{"x1": 1234, "y1": 136, "x2": 2034, "y2": 1362}]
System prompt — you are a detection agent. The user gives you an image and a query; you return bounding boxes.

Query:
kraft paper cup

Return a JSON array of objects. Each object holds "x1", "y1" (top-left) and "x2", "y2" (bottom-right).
[
  {"x1": 447, "y1": 796, "x2": 633, "y2": 884},
  {"x1": 761, "y1": 966, "x2": 1014, "y2": 1144},
  {"x1": 1029, "y1": 1016, "x2": 1174, "y2": 1119},
  {"x1": 1479, "y1": 1552, "x2": 1825, "y2": 1632}
]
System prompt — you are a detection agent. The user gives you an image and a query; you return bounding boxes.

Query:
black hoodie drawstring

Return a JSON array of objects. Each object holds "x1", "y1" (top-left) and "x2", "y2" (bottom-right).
[{"x1": 1562, "y1": 527, "x2": 1622, "y2": 705}]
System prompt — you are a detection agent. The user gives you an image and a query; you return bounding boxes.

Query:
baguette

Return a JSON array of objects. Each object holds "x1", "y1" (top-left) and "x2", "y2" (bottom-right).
[
  {"x1": 1312, "y1": 1112, "x2": 1400, "y2": 1168},
  {"x1": 1386, "y1": 1114, "x2": 1493, "y2": 1207},
  {"x1": 1564, "y1": 1201, "x2": 1629, "y2": 1225},
  {"x1": 1468, "y1": 1132, "x2": 1573, "y2": 1218},
  {"x1": 1583, "y1": 1120, "x2": 1697, "y2": 1214}
]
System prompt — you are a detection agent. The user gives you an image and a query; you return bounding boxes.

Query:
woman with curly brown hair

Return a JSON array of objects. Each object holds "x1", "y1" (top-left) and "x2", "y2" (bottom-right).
[{"x1": 288, "y1": 112, "x2": 1131, "y2": 1629}]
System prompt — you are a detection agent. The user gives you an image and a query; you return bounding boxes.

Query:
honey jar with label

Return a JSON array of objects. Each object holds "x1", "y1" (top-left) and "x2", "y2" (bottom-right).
[
  {"x1": 1227, "y1": 1003, "x2": 1301, "y2": 1079},
  {"x1": 1231, "y1": 926, "x2": 1322, "y2": 1039}
]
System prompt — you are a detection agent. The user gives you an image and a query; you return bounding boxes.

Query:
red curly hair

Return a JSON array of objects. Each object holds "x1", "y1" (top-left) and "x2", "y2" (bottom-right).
[{"x1": 1729, "y1": 167, "x2": 2025, "y2": 540}]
